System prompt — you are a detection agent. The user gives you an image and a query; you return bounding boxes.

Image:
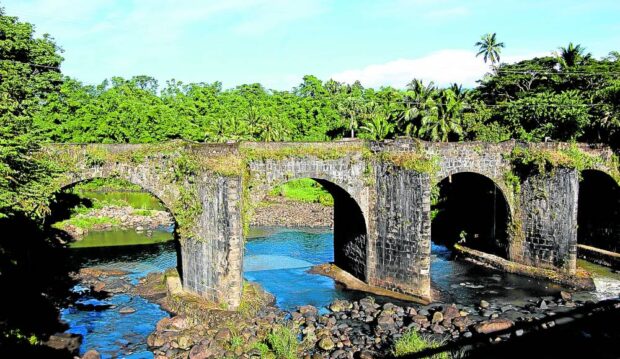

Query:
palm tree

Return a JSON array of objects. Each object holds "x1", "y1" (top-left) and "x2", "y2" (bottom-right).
[
  {"x1": 555, "y1": 42, "x2": 591, "y2": 68},
  {"x1": 337, "y1": 96, "x2": 364, "y2": 138},
  {"x1": 475, "y1": 33, "x2": 505, "y2": 66},
  {"x1": 397, "y1": 79, "x2": 437, "y2": 136},
  {"x1": 418, "y1": 89, "x2": 464, "y2": 142},
  {"x1": 360, "y1": 113, "x2": 394, "y2": 141}
]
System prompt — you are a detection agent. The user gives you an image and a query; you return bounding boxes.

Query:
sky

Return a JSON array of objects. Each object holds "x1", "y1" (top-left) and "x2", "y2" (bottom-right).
[{"x1": 3, "y1": 0, "x2": 620, "y2": 90}]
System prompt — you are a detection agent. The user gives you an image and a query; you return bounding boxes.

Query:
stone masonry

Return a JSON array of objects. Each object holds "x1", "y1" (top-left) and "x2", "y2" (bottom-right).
[{"x1": 45, "y1": 139, "x2": 619, "y2": 308}]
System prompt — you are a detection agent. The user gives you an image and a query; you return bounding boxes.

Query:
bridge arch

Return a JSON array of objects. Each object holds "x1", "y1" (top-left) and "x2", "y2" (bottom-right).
[
  {"x1": 431, "y1": 171, "x2": 512, "y2": 258},
  {"x1": 577, "y1": 169, "x2": 620, "y2": 253},
  {"x1": 53, "y1": 176, "x2": 183, "y2": 272},
  {"x1": 248, "y1": 176, "x2": 369, "y2": 281}
]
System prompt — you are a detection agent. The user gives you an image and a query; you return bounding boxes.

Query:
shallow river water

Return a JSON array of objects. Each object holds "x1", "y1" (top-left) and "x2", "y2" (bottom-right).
[{"x1": 63, "y1": 226, "x2": 620, "y2": 357}]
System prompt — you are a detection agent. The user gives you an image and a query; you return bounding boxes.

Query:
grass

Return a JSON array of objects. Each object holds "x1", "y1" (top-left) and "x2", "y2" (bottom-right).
[
  {"x1": 52, "y1": 216, "x2": 120, "y2": 230},
  {"x1": 266, "y1": 325, "x2": 299, "y2": 359},
  {"x1": 71, "y1": 178, "x2": 143, "y2": 192},
  {"x1": 392, "y1": 329, "x2": 450, "y2": 358},
  {"x1": 269, "y1": 178, "x2": 334, "y2": 206},
  {"x1": 133, "y1": 209, "x2": 155, "y2": 216}
]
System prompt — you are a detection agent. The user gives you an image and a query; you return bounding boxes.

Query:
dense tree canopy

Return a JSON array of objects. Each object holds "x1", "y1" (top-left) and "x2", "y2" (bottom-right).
[
  {"x1": 0, "y1": 9, "x2": 63, "y2": 219},
  {"x1": 29, "y1": 43, "x2": 620, "y2": 149}
]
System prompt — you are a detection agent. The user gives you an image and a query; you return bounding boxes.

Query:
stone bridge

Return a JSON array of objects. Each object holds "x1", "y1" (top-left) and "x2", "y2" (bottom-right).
[{"x1": 43, "y1": 140, "x2": 620, "y2": 308}]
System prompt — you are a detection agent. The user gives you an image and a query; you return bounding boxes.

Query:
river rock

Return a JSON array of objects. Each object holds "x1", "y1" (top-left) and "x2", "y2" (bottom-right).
[
  {"x1": 189, "y1": 339, "x2": 224, "y2": 359},
  {"x1": 376, "y1": 314, "x2": 395, "y2": 328},
  {"x1": 358, "y1": 350, "x2": 375, "y2": 359},
  {"x1": 560, "y1": 291, "x2": 572, "y2": 301},
  {"x1": 479, "y1": 300, "x2": 490, "y2": 309},
  {"x1": 82, "y1": 350, "x2": 101, "y2": 359},
  {"x1": 473, "y1": 318, "x2": 514, "y2": 334},
  {"x1": 330, "y1": 299, "x2": 352, "y2": 312},
  {"x1": 119, "y1": 306, "x2": 136, "y2": 314},
  {"x1": 215, "y1": 328, "x2": 232, "y2": 343},
  {"x1": 442, "y1": 305, "x2": 460, "y2": 320},
  {"x1": 431, "y1": 311, "x2": 444, "y2": 324},
  {"x1": 43, "y1": 333, "x2": 82, "y2": 355},
  {"x1": 318, "y1": 337, "x2": 336, "y2": 351},
  {"x1": 299, "y1": 305, "x2": 318, "y2": 316}
]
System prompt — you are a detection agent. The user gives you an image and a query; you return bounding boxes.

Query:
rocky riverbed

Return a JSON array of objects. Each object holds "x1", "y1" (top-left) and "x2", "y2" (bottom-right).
[
  {"x1": 60, "y1": 263, "x2": 620, "y2": 359},
  {"x1": 251, "y1": 196, "x2": 333, "y2": 228},
  {"x1": 139, "y1": 271, "x2": 617, "y2": 358}
]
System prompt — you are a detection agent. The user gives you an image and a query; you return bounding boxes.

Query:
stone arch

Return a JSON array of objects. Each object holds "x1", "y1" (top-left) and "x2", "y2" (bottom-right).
[
  {"x1": 54, "y1": 175, "x2": 183, "y2": 275},
  {"x1": 431, "y1": 171, "x2": 512, "y2": 258},
  {"x1": 577, "y1": 169, "x2": 620, "y2": 253},
  {"x1": 434, "y1": 167, "x2": 514, "y2": 218},
  {"x1": 248, "y1": 175, "x2": 369, "y2": 281}
]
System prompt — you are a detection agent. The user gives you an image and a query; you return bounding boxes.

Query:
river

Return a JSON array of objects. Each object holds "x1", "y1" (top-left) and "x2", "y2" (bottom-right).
[{"x1": 62, "y1": 226, "x2": 620, "y2": 357}]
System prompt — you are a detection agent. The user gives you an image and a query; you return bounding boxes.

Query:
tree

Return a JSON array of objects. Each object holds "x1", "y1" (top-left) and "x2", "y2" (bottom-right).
[
  {"x1": 418, "y1": 89, "x2": 464, "y2": 142},
  {"x1": 475, "y1": 33, "x2": 505, "y2": 66},
  {"x1": 0, "y1": 10, "x2": 63, "y2": 219},
  {"x1": 555, "y1": 42, "x2": 591, "y2": 68}
]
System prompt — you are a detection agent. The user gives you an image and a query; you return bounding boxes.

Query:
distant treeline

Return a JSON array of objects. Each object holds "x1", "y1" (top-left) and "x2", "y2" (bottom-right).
[{"x1": 34, "y1": 54, "x2": 620, "y2": 147}]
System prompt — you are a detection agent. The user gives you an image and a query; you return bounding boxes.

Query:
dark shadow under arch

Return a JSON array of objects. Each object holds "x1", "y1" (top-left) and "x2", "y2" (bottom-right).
[
  {"x1": 313, "y1": 179, "x2": 368, "y2": 281},
  {"x1": 578, "y1": 170, "x2": 620, "y2": 252},
  {"x1": 432, "y1": 172, "x2": 510, "y2": 258}
]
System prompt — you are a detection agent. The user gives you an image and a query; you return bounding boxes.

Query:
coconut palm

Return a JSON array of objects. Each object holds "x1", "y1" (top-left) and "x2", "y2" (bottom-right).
[
  {"x1": 360, "y1": 113, "x2": 394, "y2": 140},
  {"x1": 475, "y1": 33, "x2": 505, "y2": 66},
  {"x1": 555, "y1": 42, "x2": 591, "y2": 68},
  {"x1": 337, "y1": 96, "x2": 364, "y2": 138},
  {"x1": 418, "y1": 89, "x2": 464, "y2": 142},
  {"x1": 397, "y1": 79, "x2": 437, "y2": 136}
]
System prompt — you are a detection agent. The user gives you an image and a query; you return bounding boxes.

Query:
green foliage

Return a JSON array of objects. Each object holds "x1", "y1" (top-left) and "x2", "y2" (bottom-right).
[
  {"x1": 269, "y1": 178, "x2": 334, "y2": 206},
  {"x1": 504, "y1": 91, "x2": 590, "y2": 141},
  {"x1": 71, "y1": 178, "x2": 143, "y2": 192},
  {"x1": 266, "y1": 325, "x2": 299, "y2": 359},
  {"x1": 0, "y1": 10, "x2": 63, "y2": 219},
  {"x1": 251, "y1": 342, "x2": 271, "y2": 357},
  {"x1": 52, "y1": 216, "x2": 121, "y2": 230},
  {"x1": 506, "y1": 145, "x2": 619, "y2": 183},
  {"x1": 229, "y1": 336, "x2": 244, "y2": 350},
  {"x1": 241, "y1": 143, "x2": 368, "y2": 161},
  {"x1": 380, "y1": 151, "x2": 440, "y2": 175},
  {"x1": 392, "y1": 329, "x2": 449, "y2": 358}
]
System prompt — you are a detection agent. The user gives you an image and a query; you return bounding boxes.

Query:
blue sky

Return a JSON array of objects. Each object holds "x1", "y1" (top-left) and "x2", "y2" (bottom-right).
[{"x1": 3, "y1": 0, "x2": 619, "y2": 89}]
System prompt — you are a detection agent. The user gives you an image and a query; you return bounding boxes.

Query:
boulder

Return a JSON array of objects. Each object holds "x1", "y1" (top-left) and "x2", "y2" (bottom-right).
[
  {"x1": 43, "y1": 333, "x2": 82, "y2": 355},
  {"x1": 442, "y1": 305, "x2": 460, "y2": 320},
  {"x1": 119, "y1": 306, "x2": 136, "y2": 314},
  {"x1": 330, "y1": 299, "x2": 352, "y2": 313},
  {"x1": 473, "y1": 318, "x2": 514, "y2": 334},
  {"x1": 560, "y1": 291, "x2": 572, "y2": 302},
  {"x1": 318, "y1": 337, "x2": 335, "y2": 351},
  {"x1": 82, "y1": 349, "x2": 101, "y2": 359},
  {"x1": 431, "y1": 311, "x2": 444, "y2": 324}
]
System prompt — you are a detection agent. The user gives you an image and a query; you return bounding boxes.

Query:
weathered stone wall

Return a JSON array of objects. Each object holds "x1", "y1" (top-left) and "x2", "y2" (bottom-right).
[
  {"x1": 371, "y1": 162, "x2": 431, "y2": 300},
  {"x1": 182, "y1": 175, "x2": 244, "y2": 307},
  {"x1": 44, "y1": 140, "x2": 618, "y2": 308},
  {"x1": 517, "y1": 169, "x2": 579, "y2": 274}
]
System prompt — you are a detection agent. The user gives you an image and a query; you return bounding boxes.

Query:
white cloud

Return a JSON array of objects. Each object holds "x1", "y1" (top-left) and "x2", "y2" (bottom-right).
[{"x1": 330, "y1": 50, "x2": 550, "y2": 89}]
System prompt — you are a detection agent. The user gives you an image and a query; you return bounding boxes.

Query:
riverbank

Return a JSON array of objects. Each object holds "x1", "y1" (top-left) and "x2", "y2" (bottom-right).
[
  {"x1": 251, "y1": 195, "x2": 333, "y2": 228},
  {"x1": 53, "y1": 205, "x2": 174, "y2": 240}
]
